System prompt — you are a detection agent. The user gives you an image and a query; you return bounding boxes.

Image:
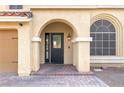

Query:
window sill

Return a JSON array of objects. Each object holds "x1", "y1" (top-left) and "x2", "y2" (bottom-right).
[{"x1": 90, "y1": 56, "x2": 124, "y2": 63}]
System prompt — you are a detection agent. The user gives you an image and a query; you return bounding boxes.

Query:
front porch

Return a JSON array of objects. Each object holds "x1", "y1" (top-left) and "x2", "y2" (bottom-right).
[
  {"x1": 32, "y1": 64, "x2": 93, "y2": 75},
  {"x1": 31, "y1": 19, "x2": 92, "y2": 76}
]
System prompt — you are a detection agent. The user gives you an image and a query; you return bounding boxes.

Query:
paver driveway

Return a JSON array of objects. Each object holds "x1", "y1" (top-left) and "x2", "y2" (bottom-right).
[
  {"x1": 93, "y1": 67, "x2": 124, "y2": 87},
  {"x1": 0, "y1": 64, "x2": 108, "y2": 87}
]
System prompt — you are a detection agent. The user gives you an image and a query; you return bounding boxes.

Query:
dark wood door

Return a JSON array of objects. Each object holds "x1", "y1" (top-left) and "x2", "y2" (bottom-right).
[{"x1": 51, "y1": 33, "x2": 64, "y2": 64}]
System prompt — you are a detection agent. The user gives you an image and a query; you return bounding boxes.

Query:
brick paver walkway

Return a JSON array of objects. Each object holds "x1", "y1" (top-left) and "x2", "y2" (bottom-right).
[
  {"x1": 32, "y1": 64, "x2": 93, "y2": 75},
  {"x1": 93, "y1": 67, "x2": 124, "y2": 87},
  {"x1": 0, "y1": 64, "x2": 108, "y2": 87}
]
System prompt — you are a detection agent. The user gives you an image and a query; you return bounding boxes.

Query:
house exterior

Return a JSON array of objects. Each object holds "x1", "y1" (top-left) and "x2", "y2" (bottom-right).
[{"x1": 0, "y1": 5, "x2": 124, "y2": 76}]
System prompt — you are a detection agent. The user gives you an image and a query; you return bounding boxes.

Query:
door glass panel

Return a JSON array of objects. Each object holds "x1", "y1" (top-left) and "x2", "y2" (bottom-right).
[
  {"x1": 53, "y1": 35, "x2": 61, "y2": 48},
  {"x1": 45, "y1": 33, "x2": 50, "y2": 62},
  {"x1": 46, "y1": 35, "x2": 49, "y2": 50},
  {"x1": 46, "y1": 51, "x2": 48, "y2": 59}
]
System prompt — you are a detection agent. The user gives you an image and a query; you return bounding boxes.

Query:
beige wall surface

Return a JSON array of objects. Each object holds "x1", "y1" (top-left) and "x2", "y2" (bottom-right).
[
  {"x1": 1, "y1": 6, "x2": 124, "y2": 75},
  {"x1": 31, "y1": 9, "x2": 91, "y2": 37},
  {"x1": 31, "y1": 8, "x2": 124, "y2": 72},
  {"x1": 0, "y1": 22, "x2": 32, "y2": 76},
  {"x1": 31, "y1": 9, "x2": 91, "y2": 72}
]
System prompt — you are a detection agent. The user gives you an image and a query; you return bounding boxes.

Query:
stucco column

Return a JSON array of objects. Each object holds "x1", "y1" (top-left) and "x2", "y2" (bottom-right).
[
  {"x1": 18, "y1": 23, "x2": 32, "y2": 76},
  {"x1": 73, "y1": 43, "x2": 77, "y2": 66},
  {"x1": 73, "y1": 12, "x2": 91, "y2": 72},
  {"x1": 72, "y1": 37, "x2": 92, "y2": 72},
  {"x1": 32, "y1": 36, "x2": 41, "y2": 71}
]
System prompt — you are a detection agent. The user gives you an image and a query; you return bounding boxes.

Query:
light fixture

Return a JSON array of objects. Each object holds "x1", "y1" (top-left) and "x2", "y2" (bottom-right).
[
  {"x1": 67, "y1": 33, "x2": 71, "y2": 41},
  {"x1": 19, "y1": 23, "x2": 23, "y2": 26}
]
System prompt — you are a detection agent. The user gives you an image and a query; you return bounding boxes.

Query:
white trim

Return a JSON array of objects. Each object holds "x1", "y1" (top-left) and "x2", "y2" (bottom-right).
[
  {"x1": 32, "y1": 36, "x2": 41, "y2": 42},
  {"x1": 90, "y1": 56, "x2": 124, "y2": 63},
  {"x1": 30, "y1": 5, "x2": 124, "y2": 9},
  {"x1": 72, "y1": 37, "x2": 92, "y2": 42},
  {"x1": 0, "y1": 16, "x2": 32, "y2": 22}
]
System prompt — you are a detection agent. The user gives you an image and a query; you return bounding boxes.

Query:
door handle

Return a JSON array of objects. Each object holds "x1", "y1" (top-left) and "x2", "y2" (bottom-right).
[
  {"x1": 12, "y1": 37, "x2": 18, "y2": 39},
  {"x1": 12, "y1": 61, "x2": 18, "y2": 63}
]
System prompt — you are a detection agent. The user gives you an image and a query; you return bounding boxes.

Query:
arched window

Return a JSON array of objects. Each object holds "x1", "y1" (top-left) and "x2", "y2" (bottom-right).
[{"x1": 90, "y1": 19, "x2": 116, "y2": 55}]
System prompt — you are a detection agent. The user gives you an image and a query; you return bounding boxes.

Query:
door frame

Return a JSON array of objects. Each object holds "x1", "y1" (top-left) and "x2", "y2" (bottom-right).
[{"x1": 45, "y1": 32, "x2": 64, "y2": 64}]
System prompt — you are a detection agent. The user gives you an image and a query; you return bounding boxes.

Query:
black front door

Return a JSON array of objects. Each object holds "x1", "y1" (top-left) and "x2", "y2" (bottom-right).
[{"x1": 45, "y1": 33, "x2": 64, "y2": 64}]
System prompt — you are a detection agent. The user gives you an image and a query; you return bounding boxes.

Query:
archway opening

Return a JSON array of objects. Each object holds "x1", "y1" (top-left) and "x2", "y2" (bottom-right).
[{"x1": 40, "y1": 22, "x2": 75, "y2": 65}]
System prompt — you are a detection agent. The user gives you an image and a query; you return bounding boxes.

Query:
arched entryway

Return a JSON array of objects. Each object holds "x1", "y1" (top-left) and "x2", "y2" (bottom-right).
[
  {"x1": 32, "y1": 18, "x2": 91, "y2": 73},
  {"x1": 32, "y1": 19, "x2": 78, "y2": 72},
  {"x1": 40, "y1": 22, "x2": 74, "y2": 64}
]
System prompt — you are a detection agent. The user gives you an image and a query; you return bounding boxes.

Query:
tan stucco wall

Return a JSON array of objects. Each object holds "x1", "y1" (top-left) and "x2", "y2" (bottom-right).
[
  {"x1": 1, "y1": 6, "x2": 124, "y2": 76},
  {"x1": 31, "y1": 8, "x2": 124, "y2": 72},
  {"x1": 31, "y1": 9, "x2": 91, "y2": 72},
  {"x1": 31, "y1": 9, "x2": 90, "y2": 36},
  {"x1": 40, "y1": 22, "x2": 73, "y2": 64},
  {"x1": 0, "y1": 5, "x2": 8, "y2": 10},
  {"x1": 0, "y1": 22, "x2": 32, "y2": 76},
  {"x1": 18, "y1": 22, "x2": 32, "y2": 76}
]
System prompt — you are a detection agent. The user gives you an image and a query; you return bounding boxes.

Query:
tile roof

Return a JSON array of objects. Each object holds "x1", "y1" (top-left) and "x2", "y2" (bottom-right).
[{"x1": 0, "y1": 12, "x2": 32, "y2": 18}]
